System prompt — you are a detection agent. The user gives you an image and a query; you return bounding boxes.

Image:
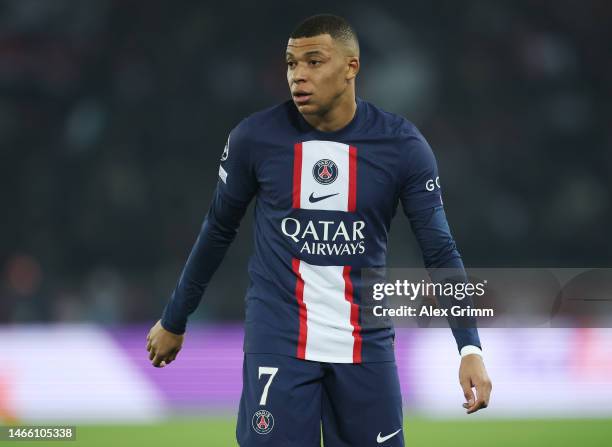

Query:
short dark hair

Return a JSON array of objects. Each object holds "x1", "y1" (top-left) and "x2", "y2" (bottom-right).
[{"x1": 290, "y1": 14, "x2": 359, "y2": 54}]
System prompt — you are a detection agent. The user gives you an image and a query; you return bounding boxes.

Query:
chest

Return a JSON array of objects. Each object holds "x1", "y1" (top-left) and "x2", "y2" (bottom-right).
[{"x1": 255, "y1": 139, "x2": 401, "y2": 213}]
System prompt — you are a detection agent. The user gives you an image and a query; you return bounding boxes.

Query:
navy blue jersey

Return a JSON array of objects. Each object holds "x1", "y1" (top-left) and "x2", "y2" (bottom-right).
[{"x1": 162, "y1": 97, "x2": 480, "y2": 363}]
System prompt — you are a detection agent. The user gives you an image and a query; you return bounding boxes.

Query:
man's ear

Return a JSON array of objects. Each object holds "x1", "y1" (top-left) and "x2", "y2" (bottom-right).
[{"x1": 346, "y1": 57, "x2": 359, "y2": 81}]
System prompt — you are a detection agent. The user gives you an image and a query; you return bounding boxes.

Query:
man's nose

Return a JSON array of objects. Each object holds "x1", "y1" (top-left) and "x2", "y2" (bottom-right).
[{"x1": 291, "y1": 62, "x2": 307, "y2": 84}]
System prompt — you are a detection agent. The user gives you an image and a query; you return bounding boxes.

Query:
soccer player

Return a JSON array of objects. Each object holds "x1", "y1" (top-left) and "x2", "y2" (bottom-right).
[{"x1": 146, "y1": 14, "x2": 492, "y2": 446}]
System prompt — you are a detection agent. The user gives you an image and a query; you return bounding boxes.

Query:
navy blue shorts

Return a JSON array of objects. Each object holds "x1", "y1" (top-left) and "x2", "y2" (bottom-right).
[{"x1": 236, "y1": 353, "x2": 404, "y2": 447}]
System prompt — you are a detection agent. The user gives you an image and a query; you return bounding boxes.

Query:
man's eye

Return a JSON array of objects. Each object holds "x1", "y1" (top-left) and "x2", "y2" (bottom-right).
[
  {"x1": 309, "y1": 60, "x2": 321, "y2": 66},
  {"x1": 287, "y1": 61, "x2": 296, "y2": 68}
]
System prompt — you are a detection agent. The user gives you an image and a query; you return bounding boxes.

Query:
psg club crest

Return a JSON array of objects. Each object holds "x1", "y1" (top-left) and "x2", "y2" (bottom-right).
[
  {"x1": 312, "y1": 159, "x2": 338, "y2": 185},
  {"x1": 252, "y1": 409, "x2": 274, "y2": 435}
]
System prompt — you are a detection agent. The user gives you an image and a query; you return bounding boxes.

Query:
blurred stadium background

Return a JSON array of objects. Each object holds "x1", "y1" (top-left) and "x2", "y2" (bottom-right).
[{"x1": 1, "y1": 0, "x2": 611, "y2": 446}]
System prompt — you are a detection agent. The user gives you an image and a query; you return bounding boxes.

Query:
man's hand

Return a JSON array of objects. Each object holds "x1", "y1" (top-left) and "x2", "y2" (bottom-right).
[
  {"x1": 146, "y1": 320, "x2": 184, "y2": 368},
  {"x1": 459, "y1": 354, "x2": 492, "y2": 414}
]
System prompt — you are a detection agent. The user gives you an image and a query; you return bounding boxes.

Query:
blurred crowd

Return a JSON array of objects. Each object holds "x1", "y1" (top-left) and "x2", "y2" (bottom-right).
[{"x1": 1, "y1": 0, "x2": 610, "y2": 324}]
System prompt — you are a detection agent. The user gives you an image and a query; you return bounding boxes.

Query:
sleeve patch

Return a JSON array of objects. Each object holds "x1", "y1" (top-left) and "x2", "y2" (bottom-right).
[{"x1": 218, "y1": 165, "x2": 228, "y2": 183}]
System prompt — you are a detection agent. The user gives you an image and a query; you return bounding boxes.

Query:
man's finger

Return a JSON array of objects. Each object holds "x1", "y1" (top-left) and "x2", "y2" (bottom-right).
[
  {"x1": 467, "y1": 398, "x2": 487, "y2": 414},
  {"x1": 460, "y1": 381, "x2": 475, "y2": 408},
  {"x1": 174, "y1": 347, "x2": 182, "y2": 360},
  {"x1": 466, "y1": 380, "x2": 492, "y2": 413},
  {"x1": 164, "y1": 348, "x2": 179, "y2": 365},
  {"x1": 475, "y1": 380, "x2": 492, "y2": 408},
  {"x1": 468, "y1": 381, "x2": 492, "y2": 414},
  {"x1": 152, "y1": 353, "x2": 166, "y2": 368},
  {"x1": 149, "y1": 349, "x2": 156, "y2": 361}
]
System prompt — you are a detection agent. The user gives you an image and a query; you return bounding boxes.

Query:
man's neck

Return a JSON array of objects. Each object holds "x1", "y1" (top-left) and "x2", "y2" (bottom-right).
[{"x1": 302, "y1": 93, "x2": 357, "y2": 132}]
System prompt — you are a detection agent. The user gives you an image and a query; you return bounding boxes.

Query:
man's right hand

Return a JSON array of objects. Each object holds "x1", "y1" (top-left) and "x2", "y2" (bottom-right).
[{"x1": 146, "y1": 320, "x2": 185, "y2": 368}]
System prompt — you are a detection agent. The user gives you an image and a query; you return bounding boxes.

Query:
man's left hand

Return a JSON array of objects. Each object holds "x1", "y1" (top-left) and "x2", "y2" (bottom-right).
[{"x1": 459, "y1": 354, "x2": 492, "y2": 414}]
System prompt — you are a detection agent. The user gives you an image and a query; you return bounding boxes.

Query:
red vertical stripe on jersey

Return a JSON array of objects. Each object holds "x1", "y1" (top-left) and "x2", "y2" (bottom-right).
[
  {"x1": 292, "y1": 143, "x2": 303, "y2": 208},
  {"x1": 343, "y1": 265, "x2": 362, "y2": 363},
  {"x1": 292, "y1": 258, "x2": 307, "y2": 359},
  {"x1": 348, "y1": 146, "x2": 357, "y2": 212}
]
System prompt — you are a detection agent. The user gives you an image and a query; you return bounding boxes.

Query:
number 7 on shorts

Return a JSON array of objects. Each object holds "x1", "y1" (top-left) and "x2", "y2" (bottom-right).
[{"x1": 258, "y1": 367, "x2": 278, "y2": 406}]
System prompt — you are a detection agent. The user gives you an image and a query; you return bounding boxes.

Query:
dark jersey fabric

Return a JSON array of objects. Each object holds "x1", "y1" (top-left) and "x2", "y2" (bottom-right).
[{"x1": 162, "y1": 97, "x2": 480, "y2": 362}]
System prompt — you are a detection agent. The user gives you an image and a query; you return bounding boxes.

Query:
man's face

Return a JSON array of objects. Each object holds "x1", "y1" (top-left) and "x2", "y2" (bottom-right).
[{"x1": 286, "y1": 34, "x2": 353, "y2": 116}]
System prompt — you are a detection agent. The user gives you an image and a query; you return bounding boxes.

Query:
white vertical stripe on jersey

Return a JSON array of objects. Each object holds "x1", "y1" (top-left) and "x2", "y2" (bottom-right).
[
  {"x1": 299, "y1": 140, "x2": 350, "y2": 211},
  {"x1": 298, "y1": 260, "x2": 356, "y2": 363}
]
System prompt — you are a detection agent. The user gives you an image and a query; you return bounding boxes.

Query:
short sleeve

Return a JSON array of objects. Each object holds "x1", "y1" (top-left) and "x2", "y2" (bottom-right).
[
  {"x1": 217, "y1": 118, "x2": 258, "y2": 208},
  {"x1": 399, "y1": 127, "x2": 443, "y2": 214}
]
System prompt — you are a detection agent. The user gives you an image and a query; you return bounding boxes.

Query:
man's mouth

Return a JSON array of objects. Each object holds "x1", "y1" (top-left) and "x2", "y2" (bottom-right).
[{"x1": 293, "y1": 92, "x2": 312, "y2": 104}]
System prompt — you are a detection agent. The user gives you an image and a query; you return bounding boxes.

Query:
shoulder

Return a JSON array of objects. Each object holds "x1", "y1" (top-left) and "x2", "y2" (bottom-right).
[
  {"x1": 360, "y1": 99, "x2": 425, "y2": 144},
  {"x1": 363, "y1": 101, "x2": 436, "y2": 171},
  {"x1": 225, "y1": 101, "x2": 295, "y2": 163}
]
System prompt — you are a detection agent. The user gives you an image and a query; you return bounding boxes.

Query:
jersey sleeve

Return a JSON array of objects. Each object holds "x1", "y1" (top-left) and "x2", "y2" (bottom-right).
[
  {"x1": 160, "y1": 119, "x2": 257, "y2": 334},
  {"x1": 398, "y1": 127, "x2": 443, "y2": 215},
  {"x1": 217, "y1": 118, "x2": 258, "y2": 208},
  {"x1": 407, "y1": 204, "x2": 482, "y2": 352},
  {"x1": 400, "y1": 125, "x2": 480, "y2": 352}
]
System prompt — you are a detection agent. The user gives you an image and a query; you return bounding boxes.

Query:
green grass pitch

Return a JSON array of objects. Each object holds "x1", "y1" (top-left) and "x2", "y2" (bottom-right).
[{"x1": 2, "y1": 417, "x2": 611, "y2": 446}]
